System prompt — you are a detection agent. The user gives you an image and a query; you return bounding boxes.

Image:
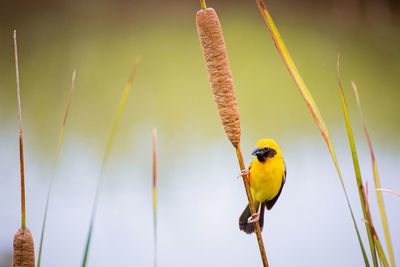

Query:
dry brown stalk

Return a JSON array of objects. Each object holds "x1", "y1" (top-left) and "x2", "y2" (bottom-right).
[
  {"x1": 13, "y1": 30, "x2": 35, "y2": 267},
  {"x1": 196, "y1": 8, "x2": 241, "y2": 149},
  {"x1": 13, "y1": 228, "x2": 35, "y2": 267}
]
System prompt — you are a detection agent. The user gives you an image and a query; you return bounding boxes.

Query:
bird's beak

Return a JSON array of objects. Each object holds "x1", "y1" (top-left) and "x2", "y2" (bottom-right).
[{"x1": 252, "y1": 147, "x2": 262, "y2": 156}]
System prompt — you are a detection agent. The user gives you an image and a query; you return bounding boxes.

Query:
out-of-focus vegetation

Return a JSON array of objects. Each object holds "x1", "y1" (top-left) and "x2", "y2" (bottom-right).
[
  {"x1": 0, "y1": 1, "x2": 399, "y2": 266},
  {"x1": 1, "y1": 0, "x2": 399, "y2": 158}
]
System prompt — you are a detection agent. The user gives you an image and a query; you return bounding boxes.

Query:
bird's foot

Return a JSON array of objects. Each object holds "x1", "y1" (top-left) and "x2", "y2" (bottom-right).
[
  {"x1": 247, "y1": 212, "x2": 260, "y2": 223},
  {"x1": 237, "y1": 169, "x2": 250, "y2": 179}
]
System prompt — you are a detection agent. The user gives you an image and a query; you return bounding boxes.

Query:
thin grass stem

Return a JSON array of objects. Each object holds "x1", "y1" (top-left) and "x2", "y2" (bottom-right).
[
  {"x1": 152, "y1": 128, "x2": 158, "y2": 267},
  {"x1": 376, "y1": 188, "x2": 400, "y2": 197},
  {"x1": 82, "y1": 57, "x2": 141, "y2": 267},
  {"x1": 352, "y1": 81, "x2": 396, "y2": 267},
  {"x1": 360, "y1": 187, "x2": 389, "y2": 267},
  {"x1": 37, "y1": 70, "x2": 77, "y2": 267},
  {"x1": 253, "y1": 2, "x2": 369, "y2": 265},
  {"x1": 337, "y1": 58, "x2": 379, "y2": 266}
]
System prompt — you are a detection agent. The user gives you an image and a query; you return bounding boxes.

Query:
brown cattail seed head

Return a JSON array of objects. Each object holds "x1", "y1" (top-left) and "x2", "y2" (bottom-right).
[
  {"x1": 196, "y1": 8, "x2": 241, "y2": 148},
  {"x1": 13, "y1": 228, "x2": 35, "y2": 267}
]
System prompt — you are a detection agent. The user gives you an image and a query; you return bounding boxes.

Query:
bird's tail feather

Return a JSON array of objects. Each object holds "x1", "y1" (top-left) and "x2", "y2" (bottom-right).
[{"x1": 239, "y1": 203, "x2": 265, "y2": 234}]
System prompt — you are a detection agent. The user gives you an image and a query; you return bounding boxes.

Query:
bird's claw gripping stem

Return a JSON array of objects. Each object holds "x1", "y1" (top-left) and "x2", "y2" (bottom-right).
[
  {"x1": 237, "y1": 169, "x2": 250, "y2": 179},
  {"x1": 247, "y1": 212, "x2": 260, "y2": 223}
]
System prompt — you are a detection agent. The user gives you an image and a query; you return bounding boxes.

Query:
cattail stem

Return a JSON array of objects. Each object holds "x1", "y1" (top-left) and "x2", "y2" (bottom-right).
[
  {"x1": 13, "y1": 29, "x2": 35, "y2": 267},
  {"x1": 19, "y1": 136, "x2": 26, "y2": 229},
  {"x1": 200, "y1": 0, "x2": 207, "y2": 9},
  {"x1": 236, "y1": 146, "x2": 269, "y2": 266},
  {"x1": 13, "y1": 30, "x2": 26, "y2": 230}
]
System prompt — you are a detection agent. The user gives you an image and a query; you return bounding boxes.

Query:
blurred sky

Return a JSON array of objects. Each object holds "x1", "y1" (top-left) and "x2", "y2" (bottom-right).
[{"x1": 1, "y1": 0, "x2": 400, "y2": 266}]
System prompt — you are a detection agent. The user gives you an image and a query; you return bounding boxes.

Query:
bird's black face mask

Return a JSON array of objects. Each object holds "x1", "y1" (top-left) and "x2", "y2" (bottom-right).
[{"x1": 252, "y1": 147, "x2": 277, "y2": 163}]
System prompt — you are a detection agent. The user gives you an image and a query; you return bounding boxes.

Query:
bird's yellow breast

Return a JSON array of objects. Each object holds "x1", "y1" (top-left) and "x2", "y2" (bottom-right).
[{"x1": 249, "y1": 156, "x2": 285, "y2": 203}]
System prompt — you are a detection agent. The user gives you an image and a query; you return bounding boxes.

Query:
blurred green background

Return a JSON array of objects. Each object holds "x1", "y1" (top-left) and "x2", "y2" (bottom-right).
[{"x1": 0, "y1": 0, "x2": 399, "y2": 266}]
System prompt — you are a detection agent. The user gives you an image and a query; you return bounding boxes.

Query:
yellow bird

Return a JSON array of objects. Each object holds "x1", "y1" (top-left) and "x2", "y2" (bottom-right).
[{"x1": 239, "y1": 139, "x2": 286, "y2": 234}]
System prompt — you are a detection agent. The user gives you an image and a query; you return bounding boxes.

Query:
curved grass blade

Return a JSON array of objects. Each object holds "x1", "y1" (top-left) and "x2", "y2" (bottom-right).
[
  {"x1": 361, "y1": 185, "x2": 390, "y2": 267},
  {"x1": 82, "y1": 57, "x2": 141, "y2": 267},
  {"x1": 152, "y1": 128, "x2": 158, "y2": 267},
  {"x1": 376, "y1": 188, "x2": 400, "y2": 197},
  {"x1": 253, "y1": 1, "x2": 369, "y2": 265},
  {"x1": 337, "y1": 59, "x2": 388, "y2": 267},
  {"x1": 37, "y1": 70, "x2": 77, "y2": 267},
  {"x1": 352, "y1": 81, "x2": 396, "y2": 267},
  {"x1": 374, "y1": 236, "x2": 389, "y2": 267}
]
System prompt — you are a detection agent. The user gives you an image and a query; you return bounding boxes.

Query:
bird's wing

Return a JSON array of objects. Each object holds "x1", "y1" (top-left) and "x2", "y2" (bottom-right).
[
  {"x1": 265, "y1": 161, "x2": 286, "y2": 210},
  {"x1": 283, "y1": 162, "x2": 287, "y2": 183}
]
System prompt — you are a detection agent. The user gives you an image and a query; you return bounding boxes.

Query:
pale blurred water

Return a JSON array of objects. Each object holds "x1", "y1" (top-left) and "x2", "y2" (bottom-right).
[{"x1": 0, "y1": 131, "x2": 399, "y2": 266}]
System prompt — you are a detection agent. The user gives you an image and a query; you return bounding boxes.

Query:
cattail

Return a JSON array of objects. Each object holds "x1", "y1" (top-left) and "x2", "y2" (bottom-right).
[
  {"x1": 196, "y1": 6, "x2": 269, "y2": 266},
  {"x1": 13, "y1": 228, "x2": 35, "y2": 267},
  {"x1": 196, "y1": 8, "x2": 241, "y2": 148}
]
